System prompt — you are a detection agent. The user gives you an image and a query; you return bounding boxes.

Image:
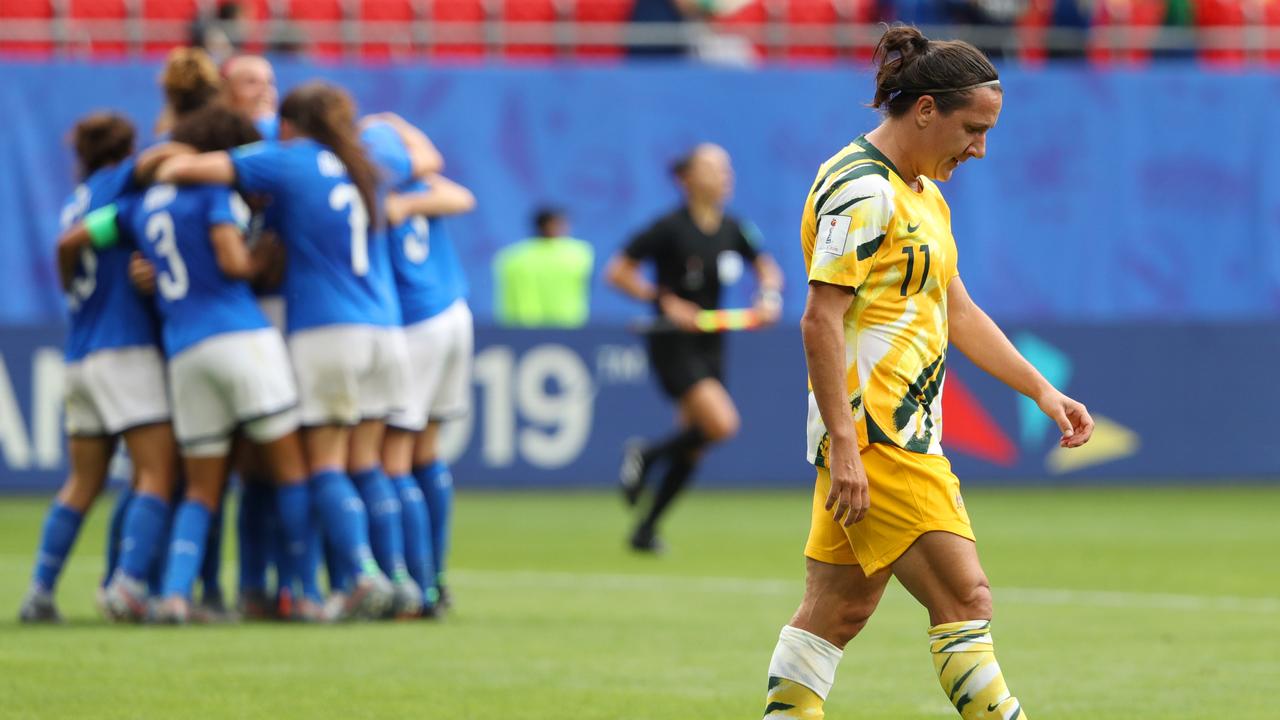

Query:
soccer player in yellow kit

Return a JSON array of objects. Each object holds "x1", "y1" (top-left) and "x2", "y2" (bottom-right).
[{"x1": 761, "y1": 27, "x2": 1095, "y2": 720}]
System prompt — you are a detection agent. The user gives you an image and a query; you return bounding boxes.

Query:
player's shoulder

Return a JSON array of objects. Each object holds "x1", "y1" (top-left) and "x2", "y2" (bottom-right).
[{"x1": 809, "y1": 141, "x2": 894, "y2": 212}]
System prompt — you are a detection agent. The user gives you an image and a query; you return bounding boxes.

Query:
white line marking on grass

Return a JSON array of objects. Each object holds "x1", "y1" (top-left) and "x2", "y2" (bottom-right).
[{"x1": 451, "y1": 569, "x2": 1280, "y2": 614}]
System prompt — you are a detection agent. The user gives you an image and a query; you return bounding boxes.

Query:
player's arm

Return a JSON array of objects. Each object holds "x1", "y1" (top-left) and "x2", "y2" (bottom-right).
[
  {"x1": 363, "y1": 112, "x2": 444, "y2": 177},
  {"x1": 947, "y1": 276, "x2": 1094, "y2": 448},
  {"x1": 209, "y1": 224, "x2": 256, "y2": 280},
  {"x1": 801, "y1": 281, "x2": 869, "y2": 526},
  {"x1": 155, "y1": 151, "x2": 235, "y2": 185},
  {"x1": 55, "y1": 204, "x2": 122, "y2": 290},
  {"x1": 133, "y1": 142, "x2": 197, "y2": 185},
  {"x1": 384, "y1": 175, "x2": 475, "y2": 226}
]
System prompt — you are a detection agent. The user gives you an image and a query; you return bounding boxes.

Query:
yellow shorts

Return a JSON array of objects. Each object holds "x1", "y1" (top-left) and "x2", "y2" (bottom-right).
[{"x1": 804, "y1": 442, "x2": 975, "y2": 575}]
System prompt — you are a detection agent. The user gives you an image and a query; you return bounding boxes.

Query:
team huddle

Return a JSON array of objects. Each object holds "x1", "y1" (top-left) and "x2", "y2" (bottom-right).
[{"x1": 20, "y1": 49, "x2": 474, "y2": 624}]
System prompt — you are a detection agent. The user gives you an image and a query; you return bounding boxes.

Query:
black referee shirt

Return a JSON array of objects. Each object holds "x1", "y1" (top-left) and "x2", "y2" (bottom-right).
[{"x1": 623, "y1": 206, "x2": 762, "y2": 311}]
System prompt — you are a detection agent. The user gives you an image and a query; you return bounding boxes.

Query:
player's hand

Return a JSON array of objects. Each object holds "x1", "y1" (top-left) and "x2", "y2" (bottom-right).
[
  {"x1": 384, "y1": 193, "x2": 408, "y2": 227},
  {"x1": 658, "y1": 293, "x2": 701, "y2": 333},
  {"x1": 825, "y1": 442, "x2": 869, "y2": 527},
  {"x1": 128, "y1": 252, "x2": 157, "y2": 295},
  {"x1": 752, "y1": 290, "x2": 782, "y2": 327},
  {"x1": 1036, "y1": 388, "x2": 1094, "y2": 448}
]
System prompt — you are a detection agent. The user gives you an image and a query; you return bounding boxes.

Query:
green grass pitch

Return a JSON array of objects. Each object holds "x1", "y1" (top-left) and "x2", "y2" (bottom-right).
[{"x1": 1, "y1": 485, "x2": 1277, "y2": 719}]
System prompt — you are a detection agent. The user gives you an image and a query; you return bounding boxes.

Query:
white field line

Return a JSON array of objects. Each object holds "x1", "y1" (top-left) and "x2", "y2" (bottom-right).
[{"x1": 451, "y1": 569, "x2": 1280, "y2": 614}]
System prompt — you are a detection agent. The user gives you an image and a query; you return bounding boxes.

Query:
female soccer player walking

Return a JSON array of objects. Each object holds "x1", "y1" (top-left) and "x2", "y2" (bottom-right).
[
  {"x1": 759, "y1": 27, "x2": 1094, "y2": 719},
  {"x1": 605, "y1": 143, "x2": 782, "y2": 553},
  {"x1": 156, "y1": 82, "x2": 403, "y2": 619}
]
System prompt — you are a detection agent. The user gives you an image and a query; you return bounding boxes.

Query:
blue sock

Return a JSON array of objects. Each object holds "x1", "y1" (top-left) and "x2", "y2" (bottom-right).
[
  {"x1": 414, "y1": 460, "x2": 453, "y2": 587},
  {"x1": 311, "y1": 469, "x2": 378, "y2": 580},
  {"x1": 103, "y1": 488, "x2": 133, "y2": 587},
  {"x1": 32, "y1": 502, "x2": 84, "y2": 592},
  {"x1": 274, "y1": 483, "x2": 315, "y2": 602},
  {"x1": 160, "y1": 501, "x2": 212, "y2": 599},
  {"x1": 148, "y1": 500, "x2": 177, "y2": 596},
  {"x1": 117, "y1": 493, "x2": 168, "y2": 581},
  {"x1": 236, "y1": 479, "x2": 274, "y2": 594},
  {"x1": 199, "y1": 495, "x2": 225, "y2": 598},
  {"x1": 353, "y1": 466, "x2": 407, "y2": 581},
  {"x1": 394, "y1": 474, "x2": 435, "y2": 602}
]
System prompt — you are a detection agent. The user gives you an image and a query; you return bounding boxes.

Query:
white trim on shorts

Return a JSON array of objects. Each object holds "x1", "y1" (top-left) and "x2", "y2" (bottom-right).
[{"x1": 64, "y1": 345, "x2": 171, "y2": 438}]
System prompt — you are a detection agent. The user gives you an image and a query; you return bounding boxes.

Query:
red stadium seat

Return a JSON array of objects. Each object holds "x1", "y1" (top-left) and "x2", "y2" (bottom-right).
[
  {"x1": 1195, "y1": 0, "x2": 1247, "y2": 67},
  {"x1": 1014, "y1": 0, "x2": 1053, "y2": 65},
  {"x1": 0, "y1": 0, "x2": 56, "y2": 55},
  {"x1": 711, "y1": 0, "x2": 768, "y2": 59},
  {"x1": 1088, "y1": 0, "x2": 1165, "y2": 65},
  {"x1": 572, "y1": 0, "x2": 632, "y2": 59},
  {"x1": 286, "y1": 0, "x2": 348, "y2": 58},
  {"x1": 501, "y1": 0, "x2": 558, "y2": 59},
  {"x1": 784, "y1": 0, "x2": 838, "y2": 60},
  {"x1": 358, "y1": 0, "x2": 416, "y2": 60},
  {"x1": 67, "y1": 0, "x2": 131, "y2": 57},
  {"x1": 141, "y1": 0, "x2": 202, "y2": 55},
  {"x1": 428, "y1": 0, "x2": 487, "y2": 59}
]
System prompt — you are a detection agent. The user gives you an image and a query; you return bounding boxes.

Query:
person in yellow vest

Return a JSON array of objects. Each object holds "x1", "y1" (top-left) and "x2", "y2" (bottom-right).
[{"x1": 493, "y1": 207, "x2": 594, "y2": 328}]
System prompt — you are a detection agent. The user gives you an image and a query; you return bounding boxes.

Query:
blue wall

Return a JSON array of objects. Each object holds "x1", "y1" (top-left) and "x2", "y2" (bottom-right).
[{"x1": 3, "y1": 61, "x2": 1280, "y2": 327}]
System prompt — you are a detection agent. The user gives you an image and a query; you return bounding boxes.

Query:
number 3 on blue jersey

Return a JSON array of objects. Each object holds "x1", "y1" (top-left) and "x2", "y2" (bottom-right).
[
  {"x1": 146, "y1": 211, "x2": 189, "y2": 301},
  {"x1": 329, "y1": 183, "x2": 369, "y2": 276}
]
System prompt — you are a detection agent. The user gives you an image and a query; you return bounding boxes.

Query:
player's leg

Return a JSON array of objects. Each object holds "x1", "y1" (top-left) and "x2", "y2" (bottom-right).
[
  {"x1": 103, "y1": 422, "x2": 179, "y2": 621},
  {"x1": 155, "y1": 451, "x2": 230, "y2": 623},
  {"x1": 196, "y1": 481, "x2": 229, "y2": 616},
  {"x1": 762, "y1": 467, "x2": 890, "y2": 718},
  {"x1": 253, "y1": 427, "x2": 322, "y2": 621},
  {"x1": 384, "y1": 427, "x2": 435, "y2": 616},
  {"x1": 892, "y1": 532, "x2": 1028, "y2": 720},
  {"x1": 101, "y1": 481, "x2": 132, "y2": 598},
  {"x1": 20, "y1": 435, "x2": 114, "y2": 623},
  {"x1": 412, "y1": 421, "x2": 453, "y2": 606},
  {"x1": 349, "y1": 418, "x2": 412, "y2": 619},
  {"x1": 630, "y1": 377, "x2": 739, "y2": 551},
  {"x1": 234, "y1": 442, "x2": 278, "y2": 618}
]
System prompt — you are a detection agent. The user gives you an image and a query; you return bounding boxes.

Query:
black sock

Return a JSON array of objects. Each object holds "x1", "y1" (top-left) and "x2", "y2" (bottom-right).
[
  {"x1": 642, "y1": 427, "x2": 707, "y2": 467},
  {"x1": 638, "y1": 456, "x2": 698, "y2": 534}
]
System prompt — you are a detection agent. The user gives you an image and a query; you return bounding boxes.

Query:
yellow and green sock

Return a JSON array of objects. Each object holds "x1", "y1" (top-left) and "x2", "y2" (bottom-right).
[
  {"x1": 763, "y1": 625, "x2": 842, "y2": 719},
  {"x1": 929, "y1": 620, "x2": 1027, "y2": 719}
]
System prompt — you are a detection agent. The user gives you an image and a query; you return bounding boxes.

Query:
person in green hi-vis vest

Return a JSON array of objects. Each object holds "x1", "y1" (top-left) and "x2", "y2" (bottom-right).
[{"x1": 493, "y1": 207, "x2": 594, "y2": 328}]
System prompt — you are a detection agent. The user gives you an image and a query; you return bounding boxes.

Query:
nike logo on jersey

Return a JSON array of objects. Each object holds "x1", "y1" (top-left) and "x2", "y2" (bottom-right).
[{"x1": 907, "y1": 222, "x2": 921, "y2": 233}]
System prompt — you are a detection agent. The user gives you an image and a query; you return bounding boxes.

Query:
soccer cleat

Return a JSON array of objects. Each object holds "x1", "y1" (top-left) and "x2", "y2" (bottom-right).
[
  {"x1": 327, "y1": 573, "x2": 394, "y2": 621},
  {"x1": 18, "y1": 587, "x2": 61, "y2": 624},
  {"x1": 391, "y1": 579, "x2": 425, "y2": 619},
  {"x1": 237, "y1": 589, "x2": 276, "y2": 621},
  {"x1": 152, "y1": 596, "x2": 190, "y2": 625},
  {"x1": 435, "y1": 584, "x2": 453, "y2": 613},
  {"x1": 291, "y1": 597, "x2": 327, "y2": 623},
  {"x1": 192, "y1": 587, "x2": 235, "y2": 624},
  {"x1": 103, "y1": 573, "x2": 151, "y2": 623},
  {"x1": 629, "y1": 525, "x2": 666, "y2": 555},
  {"x1": 618, "y1": 440, "x2": 650, "y2": 507}
]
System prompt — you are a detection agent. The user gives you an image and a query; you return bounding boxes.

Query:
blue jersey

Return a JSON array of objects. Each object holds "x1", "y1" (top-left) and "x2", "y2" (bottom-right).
[
  {"x1": 387, "y1": 179, "x2": 469, "y2": 325},
  {"x1": 254, "y1": 114, "x2": 279, "y2": 142},
  {"x1": 114, "y1": 184, "x2": 268, "y2": 358},
  {"x1": 60, "y1": 161, "x2": 161, "y2": 362},
  {"x1": 230, "y1": 139, "x2": 398, "y2": 332}
]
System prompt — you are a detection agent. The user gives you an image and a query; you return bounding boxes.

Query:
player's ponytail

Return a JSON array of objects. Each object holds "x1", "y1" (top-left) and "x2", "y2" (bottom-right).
[
  {"x1": 161, "y1": 47, "x2": 223, "y2": 118},
  {"x1": 871, "y1": 25, "x2": 999, "y2": 118},
  {"x1": 280, "y1": 82, "x2": 380, "y2": 230},
  {"x1": 71, "y1": 112, "x2": 136, "y2": 179}
]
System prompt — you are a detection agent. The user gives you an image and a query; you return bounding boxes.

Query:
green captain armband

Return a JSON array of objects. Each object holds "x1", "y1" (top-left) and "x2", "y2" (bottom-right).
[{"x1": 84, "y1": 205, "x2": 121, "y2": 250}]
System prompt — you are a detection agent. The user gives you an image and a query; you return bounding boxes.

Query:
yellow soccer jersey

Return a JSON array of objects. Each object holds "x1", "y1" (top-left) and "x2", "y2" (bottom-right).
[{"x1": 802, "y1": 135, "x2": 959, "y2": 465}]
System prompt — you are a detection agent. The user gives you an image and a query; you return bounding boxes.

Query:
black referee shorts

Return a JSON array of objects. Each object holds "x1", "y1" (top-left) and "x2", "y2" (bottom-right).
[{"x1": 646, "y1": 333, "x2": 724, "y2": 400}]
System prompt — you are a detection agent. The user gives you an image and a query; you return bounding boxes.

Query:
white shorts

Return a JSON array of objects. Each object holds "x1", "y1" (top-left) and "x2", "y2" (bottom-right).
[
  {"x1": 388, "y1": 299, "x2": 474, "y2": 432},
  {"x1": 288, "y1": 324, "x2": 410, "y2": 427},
  {"x1": 168, "y1": 328, "x2": 300, "y2": 457},
  {"x1": 64, "y1": 345, "x2": 170, "y2": 438}
]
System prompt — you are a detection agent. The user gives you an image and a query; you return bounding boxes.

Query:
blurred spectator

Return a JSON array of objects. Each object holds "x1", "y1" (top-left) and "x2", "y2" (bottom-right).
[
  {"x1": 493, "y1": 208, "x2": 594, "y2": 328},
  {"x1": 190, "y1": 1, "x2": 245, "y2": 64}
]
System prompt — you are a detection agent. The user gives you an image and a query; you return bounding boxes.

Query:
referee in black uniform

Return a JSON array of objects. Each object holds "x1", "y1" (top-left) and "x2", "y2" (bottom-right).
[{"x1": 605, "y1": 143, "x2": 783, "y2": 552}]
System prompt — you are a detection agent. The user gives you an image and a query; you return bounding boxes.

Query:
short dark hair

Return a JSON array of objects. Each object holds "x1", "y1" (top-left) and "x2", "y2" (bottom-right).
[
  {"x1": 533, "y1": 206, "x2": 564, "y2": 236},
  {"x1": 871, "y1": 25, "x2": 1000, "y2": 118},
  {"x1": 171, "y1": 103, "x2": 262, "y2": 152},
  {"x1": 71, "y1": 112, "x2": 136, "y2": 178}
]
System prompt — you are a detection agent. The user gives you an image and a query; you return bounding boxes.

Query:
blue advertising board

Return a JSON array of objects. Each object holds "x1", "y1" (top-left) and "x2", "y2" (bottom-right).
[{"x1": 2, "y1": 322, "x2": 1277, "y2": 493}]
